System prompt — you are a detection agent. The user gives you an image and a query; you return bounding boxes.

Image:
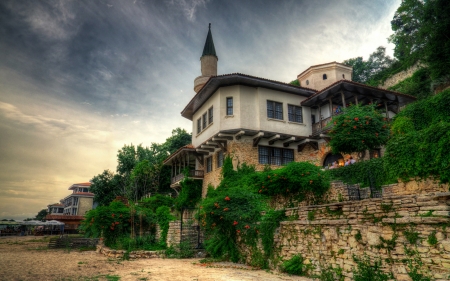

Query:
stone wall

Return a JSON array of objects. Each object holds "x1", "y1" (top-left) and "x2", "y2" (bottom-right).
[
  {"x1": 277, "y1": 192, "x2": 450, "y2": 280},
  {"x1": 96, "y1": 242, "x2": 162, "y2": 259},
  {"x1": 383, "y1": 178, "x2": 449, "y2": 197},
  {"x1": 379, "y1": 62, "x2": 424, "y2": 90}
]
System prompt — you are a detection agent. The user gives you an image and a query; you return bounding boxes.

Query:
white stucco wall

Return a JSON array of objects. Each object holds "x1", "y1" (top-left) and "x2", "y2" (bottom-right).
[{"x1": 192, "y1": 85, "x2": 313, "y2": 148}]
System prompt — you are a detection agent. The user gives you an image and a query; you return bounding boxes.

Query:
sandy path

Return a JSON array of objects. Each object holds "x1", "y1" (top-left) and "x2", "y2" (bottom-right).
[{"x1": 0, "y1": 236, "x2": 313, "y2": 281}]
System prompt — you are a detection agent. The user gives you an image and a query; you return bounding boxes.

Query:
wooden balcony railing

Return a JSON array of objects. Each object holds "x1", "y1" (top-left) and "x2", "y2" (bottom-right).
[
  {"x1": 312, "y1": 116, "x2": 334, "y2": 136},
  {"x1": 171, "y1": 170, "x2": 204, "y2": 184}
]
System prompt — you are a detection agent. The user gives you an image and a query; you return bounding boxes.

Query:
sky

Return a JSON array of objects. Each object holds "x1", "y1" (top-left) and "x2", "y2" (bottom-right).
[{"x1": 0, "y1": 0, "x2": 401, "y2": 220}]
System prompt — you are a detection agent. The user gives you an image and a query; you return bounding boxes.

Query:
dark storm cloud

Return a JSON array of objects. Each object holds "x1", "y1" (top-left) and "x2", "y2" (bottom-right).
[{"x1": 0, "y1": 0, "x2": 400, "y2": 219}]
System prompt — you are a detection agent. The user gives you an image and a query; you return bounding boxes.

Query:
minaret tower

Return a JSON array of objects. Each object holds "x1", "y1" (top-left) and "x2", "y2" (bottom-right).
[{"x1": 194, "y1": 23, "x2": 218, "y2": 93}]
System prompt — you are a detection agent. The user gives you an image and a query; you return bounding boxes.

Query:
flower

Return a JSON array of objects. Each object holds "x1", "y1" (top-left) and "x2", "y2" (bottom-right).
[
  {"x1": 244, "y1": 225, "x2": 250, "y2": 229},
  {"x1": 111, "y1": 214, "x2": 115, "y2": 218},
  {"x1": 236, "y1": 230, "x2": 241, "y2": 234},
  {"x1": 233, "y1": 221, "x2": 238, "y2": 226},
  {"x1": 115, "y1": 221, "x2": 119, "y2": 225},
  {"x1": 353, "y1": 126, "x2": 357, "y2": 129},
  {"x1": 223, "y1": 208, "x2": 229, "y2": 211},
  {"x1": 224, "y1": 196, "x2": 230, "y2": 201},
  {"x1": 354, "y1": 117, "x2": 359, "y2": 121}
]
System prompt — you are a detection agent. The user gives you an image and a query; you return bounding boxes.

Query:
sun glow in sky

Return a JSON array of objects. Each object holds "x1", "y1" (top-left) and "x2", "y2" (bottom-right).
[{"x1": 0, "y1": 0, "x2": 400, "y2": 220}]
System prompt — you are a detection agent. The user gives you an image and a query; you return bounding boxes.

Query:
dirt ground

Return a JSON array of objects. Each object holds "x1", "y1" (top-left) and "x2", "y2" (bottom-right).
[{"x1": 0, "y1": 236, "x2": 313, "y2": 281}]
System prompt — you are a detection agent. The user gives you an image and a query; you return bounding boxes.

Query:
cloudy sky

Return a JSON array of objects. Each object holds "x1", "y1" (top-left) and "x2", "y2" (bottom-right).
[{"x1": 0, "y1": 0, "x2": 400, "y2": 220}]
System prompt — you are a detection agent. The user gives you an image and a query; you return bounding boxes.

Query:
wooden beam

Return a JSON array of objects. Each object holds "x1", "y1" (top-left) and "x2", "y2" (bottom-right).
[
  {"x1": 218, "y1": 133, "x2": 234, "y2": 140},
  {"x1": 252, "y1": 132, "x2": 264, "y2": 147},
  {"x1": 195, "y1": 149, "x2": 211, "y2": 155},
  {"x1": 195, "y1": 155, "x2": 204, "y2": 166},
  {"x1": 384, "y1": 100, "x2": 389, "y2": 120},
  {"x1": 341, "y1": 91, "x2": 346, "y2": 108},
  {"x1": 283, "y1": 137, "x2": 296, "y2": 147},
  {"x1": 234, "y1": 130, "x2": 245, "y2": 140},
  {"x1": 216, "y1": 141, "x2": 227, "y2": 152},
  {"x1": 268, "y1": 134, "x2": 280, "y2": 145},
  {"x1": 206, "y1": 141, "x2": 219, "y2": 147},
  {"x1": 212, "y1": 137, "x2": 230, "y2": 142},
  {"x1": 200, "y1": 145, "x2": 215, "y2": 152}
]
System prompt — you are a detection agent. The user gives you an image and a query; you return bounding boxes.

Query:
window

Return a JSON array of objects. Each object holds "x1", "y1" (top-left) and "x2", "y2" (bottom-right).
[
  {"x1": 306, "y1": 80, "x2": 309, "y2": 85},
  {"x1": 208, "y1": 106, "x2": 213, "y2": 124},
  {"x1": 342, "y1": 74, "x2": 345, "y2": 79},
  {"x1": 311, "y1": 114, "x2": 316, "y2": 124},
  {"x1": 197, "y1": 118, "x2": 201, "y2": 134},
  {"x1": 323, "y1": 74, "x2": 327, "y2": 80},
  {"x1": 226, "y1": 97, "x2": 233, "y2": 115},
  {"x1": 206, "y1": 156, "x2": 212, "y2": 173},
  {"x1": 267, "y1": 100, "x2": 283, "y2": 120},
  {"x1": 258, "y1": 146, "x2": 294, "y2": 166},
  {"x1": 288, "y1": 105, "x2": 303, "y2": 123},
  {"x1": 202, "y1": 112, "x2": 207, "y2": 129},
  {"x1": 217, "y1": 151, "x2": 224, "y2": 168}
]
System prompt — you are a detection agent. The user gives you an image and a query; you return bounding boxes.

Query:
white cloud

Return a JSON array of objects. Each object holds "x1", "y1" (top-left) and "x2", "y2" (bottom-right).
[{"x1": 165, "y1": 0, "x2": 209, "y2": 21}]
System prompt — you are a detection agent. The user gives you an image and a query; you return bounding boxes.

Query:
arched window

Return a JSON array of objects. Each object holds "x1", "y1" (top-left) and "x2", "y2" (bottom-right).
[
  {"x1": 306, "y1": 80, "x2": 309, "y2": 85},
  {"x1": 323, "y1": 74, "x2": 327, "y2": 80}
]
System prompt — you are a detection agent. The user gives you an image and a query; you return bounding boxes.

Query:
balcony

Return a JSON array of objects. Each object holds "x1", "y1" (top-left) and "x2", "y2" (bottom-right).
[{"x1": 171, "y1": 170, "x2": 204, "y2": 186}]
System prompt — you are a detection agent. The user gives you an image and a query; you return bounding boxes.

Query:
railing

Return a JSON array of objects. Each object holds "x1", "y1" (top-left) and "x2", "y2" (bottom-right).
[
  {"x1": 312, "y1": 112, "x2": 343, "y2": 136},
  {"x1": 171, "y1": 170, "x2": 204, "y2": 184}
]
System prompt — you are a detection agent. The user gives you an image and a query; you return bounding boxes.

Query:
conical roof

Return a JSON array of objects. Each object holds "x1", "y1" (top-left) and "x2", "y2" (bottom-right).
[{"x1": 202, "y1": 23, "x2": 217, "y2": 57}]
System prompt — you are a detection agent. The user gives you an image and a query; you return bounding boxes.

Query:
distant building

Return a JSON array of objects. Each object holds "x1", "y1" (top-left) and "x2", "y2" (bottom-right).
[
  {"x1": 164, "y1": 24, "x2": 417, "y2": 197},
  {"x1": 45, "y1": 182, "x2": 94, "y2": 232},
  {"x1": 47, "y1": 203, "x2": 64, "y2": 215}
]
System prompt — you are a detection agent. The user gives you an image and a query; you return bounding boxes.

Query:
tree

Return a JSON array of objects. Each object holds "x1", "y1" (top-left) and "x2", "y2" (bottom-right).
[
  {"x1": 388, "y1": 0, "x2": 426, "y2": 65},
  {"x1": 327, "y1": 104, "x2": 390, "y2": 156},
  {"x1": 35, "y1": 209, "x2": 48, "y2": 221},
  {"x1": 163, "y1": 128, "x2": 192, "y2": 154},
  {"x1": 343, "y1": 46, "x2": 394, "y2": 85},
  {"x1": 289, "y1": 80, "x2": 300, "y2": 86},
  {"x1": 90, "y1": 170, "x2": 122, "y2": 206}
]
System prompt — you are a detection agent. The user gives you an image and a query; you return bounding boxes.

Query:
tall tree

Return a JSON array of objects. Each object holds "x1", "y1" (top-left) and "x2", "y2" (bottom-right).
[
  {"x1": 90, "y1": 170, "x2": 122, "y2": 206},
  {"x1": 35, "y1": 209, "x2": 48, "y2": 221}
]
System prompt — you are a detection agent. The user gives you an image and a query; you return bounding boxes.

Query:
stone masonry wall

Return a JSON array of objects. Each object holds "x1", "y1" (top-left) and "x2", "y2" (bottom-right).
[
  {"x1": 379, "y1": 62, "x2": 424, "y2": 89},
  {"x1": 278, "y1": 192, "x2": 450, "y2": 280}
]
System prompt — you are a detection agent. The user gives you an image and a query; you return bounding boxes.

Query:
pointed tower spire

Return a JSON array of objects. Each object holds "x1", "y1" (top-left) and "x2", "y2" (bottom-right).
[
  {"x1": 202, "y1": 23, "x2": 217, "y2": 58},
  {"x1": 194, "y1": 23, "x2": 218, "y2": 93}
]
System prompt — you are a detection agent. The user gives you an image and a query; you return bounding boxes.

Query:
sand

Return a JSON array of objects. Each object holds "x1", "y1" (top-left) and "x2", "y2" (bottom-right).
[{"x1": 0, "y1": 236, "x2": 313, "y2": 281}]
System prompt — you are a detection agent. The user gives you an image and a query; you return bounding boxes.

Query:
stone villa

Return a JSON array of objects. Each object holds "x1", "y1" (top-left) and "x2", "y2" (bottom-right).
[{"x1": 163, "y1": 24, "x2": 416, "y2": 197}]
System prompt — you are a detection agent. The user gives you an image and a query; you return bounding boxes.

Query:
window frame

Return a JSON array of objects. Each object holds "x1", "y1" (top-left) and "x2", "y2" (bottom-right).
[
  {"x1": 267, "y1": 100, "x2": 283, "y2": 120},
  {"x1": 288, "y1": 104, "x2": 303, "y2": 123},
  {"x1": 202, "y1": 112, "x2": 207, "y2": 130},
  {"x1": 217, "y1": 151, "x2": 224, "y2": 168},
  {"x1": 323, "y1": 74, "x2": 327, "y2": 80},
  {"x1": 226, "y1": 97, "x2": 233, "y2": 116},
  {"x1": 258, "y1": 146, "x2": 294, "y2": 166},
  {"x1": 197, "y1": 118, "x2": 201, "y2": 134},
  {"x1": 206, "y1": 156, "x2": 212, "y2": 173},
  {"x1": 208, "y1": 106, "x2": 213, "y2": 124}
]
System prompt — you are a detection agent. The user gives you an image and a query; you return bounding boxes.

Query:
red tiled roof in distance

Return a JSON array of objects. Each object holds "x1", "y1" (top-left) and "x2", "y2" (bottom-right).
[{"x1": 68, "y1": 182, "x2": 91, "y2": 190}]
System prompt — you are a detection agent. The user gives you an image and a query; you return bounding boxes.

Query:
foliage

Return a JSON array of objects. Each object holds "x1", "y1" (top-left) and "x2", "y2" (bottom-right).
[
  {"x1": 174, "y1": 177, "x2": 202, "y2": 210},
  {"x1": 140, "y1": 194, "x2": 174, "y2": 213},
  {"x1": 259, "y1": 209, "x2": 286, "y2": 259},
  {"x1": 328, "y1": 157, "x2": 396, "y2": 188},
  {"x1": 318, "y1": 265, "x2": 344, "y2": 281},
  {"x1": 388, "y1": 68, "x2": 432, "y2": 100},
  {"x1": 256, "y1": 161, "x2": 330, "y2": 201},
  {"x1": 307, "y1": 211, "x2": 315, "y2": 221},
  {"x1": 35, "y1": 209, "x2": 48, "y2": 221},
  {"x1": 353, "y1": 254, "x2": 390, "y2": 281},
  {"x1": 81, "y1": 201, "x2": 133, "y2": 246},
  {"x1": 164, "y1": 241, "x2": 195, "y2": 258},
  {"x1": 155, "y1": 206, "x2": 175, "y2": 246},
  {"x1": 289, "y1": 79, "x2": 300, "y2": 86},
  {"x1": 403, "y1": 226, "x2": 420, "y2": 244},
  {"x1": 201, "y1": 186, "x2": 265, "y2": 262},
  {"x1": 427, "y1": 230, "x2": 438, "y2": 246},
  {"x1": 280, "y1": 254, "x2": 307, "y2": 276},
  {"x1": 90, "y1": 170, "x2": 122, "y2": 206},
  {"x1": 327, "y1": 104, "x2": 390, "y2": 154},
  {"x1": 385, "y1": 90, "x2": 450, "y2": 183},
  {"x1": 355, "y1": 230, "x2": 362, "y2": 242},
  {"x1": 342, "y1": 46, "x2": 394, "y2": 84}
]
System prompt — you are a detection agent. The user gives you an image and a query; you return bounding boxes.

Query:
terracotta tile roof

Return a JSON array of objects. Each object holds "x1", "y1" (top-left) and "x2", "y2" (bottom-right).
[
  {"x1": 300, "y1": 79, "x2": 417, "y2": 105},
  {"x1": 72, "y1": 192, "x2": 95, "y2": 196},
  {"x1": 47, "y1": 203, "x2": 63, "y2": 207},
  {"x1": 297, "y1": 61, "x2": 352, "y2": 78},
  {"x1": 74, "y1": 182, "x2": 91, "y2": 186}
]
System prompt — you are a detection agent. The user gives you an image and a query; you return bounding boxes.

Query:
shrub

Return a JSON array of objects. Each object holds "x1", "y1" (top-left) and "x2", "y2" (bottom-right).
[
  {"x1": 327, "y1": 104, "x2": 390, "y2": 154},
  {"x1": 281, "y1": 254, "x2": 307, "y2": 276},
  {"x1": 353, "y1": 254, "x2": 390, "y2": 281}
]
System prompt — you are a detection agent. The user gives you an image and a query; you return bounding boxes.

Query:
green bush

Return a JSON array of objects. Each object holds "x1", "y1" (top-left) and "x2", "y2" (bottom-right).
[
  {"x1": 281, "y1": 254, "x2": 307, "y2": 276},
  {"x1": 174, "y1": 177, "x2": 202, "y2": 210},
  {"x1": 259, "y1": 209, "x2": 286, "y2": 259},
  {"x1": 328, "y1": 157, "x2": 396, "y2": 188},
  {"x1": 327, "y1": 104, "x2": 390, "y2": 154},
  {"x1": 385, "y1": 90, "x2": 450, "y2": 183},
  {"x1": 256, "y1": 161, "x2": 330, "y2": 201},
  {"x1": 388, "y1": 68, "x2": 432, "y2": 100},
  {"x1": 353, "y1": 254, "x2": 390, "y2": 281}
]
